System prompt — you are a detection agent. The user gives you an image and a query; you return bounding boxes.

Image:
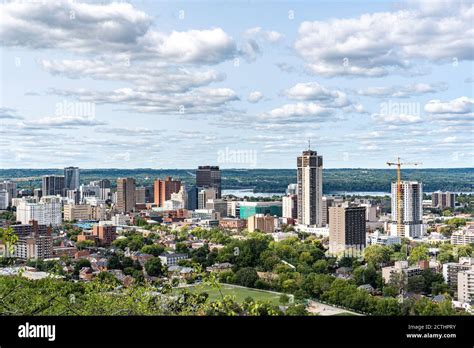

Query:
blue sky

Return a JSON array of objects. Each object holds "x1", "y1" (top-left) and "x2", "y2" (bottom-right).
[{"x1": 0, "y1": 0, "x2": 473, "y2": 169}]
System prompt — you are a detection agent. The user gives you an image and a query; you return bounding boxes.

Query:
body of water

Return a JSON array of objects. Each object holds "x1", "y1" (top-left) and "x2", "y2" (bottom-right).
[{"x1": 222, "y1": 189, "x2": 393, "y2": 198}]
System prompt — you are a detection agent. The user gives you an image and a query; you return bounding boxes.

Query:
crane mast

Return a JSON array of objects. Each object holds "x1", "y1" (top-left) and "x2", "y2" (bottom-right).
[{"x1": 386, "y1": 157, "x2": 421, "y2": 237}]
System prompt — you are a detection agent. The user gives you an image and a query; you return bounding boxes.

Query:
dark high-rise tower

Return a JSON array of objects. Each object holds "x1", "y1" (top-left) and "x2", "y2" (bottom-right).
[
  {"x1": 196, "y1": 166, "x2": 221, "y2": 198},
  {"x1": 116, "y1": 178, "x2": 136, "y2": 213},
  {"x1": 297, "y1": 149, "x2": 323, "y2": 226},
  {"x1": 64, "y1": 167, "x2": 80, "y2": 190},
  {"x1": 42, "y1": 175, "x2": 65, "y2": 196}
]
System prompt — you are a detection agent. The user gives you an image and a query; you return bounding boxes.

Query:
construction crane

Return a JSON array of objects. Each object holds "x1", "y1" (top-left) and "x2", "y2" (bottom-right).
[{"x1": 386, "y1": 157, "x2": 421, "y2": 237}]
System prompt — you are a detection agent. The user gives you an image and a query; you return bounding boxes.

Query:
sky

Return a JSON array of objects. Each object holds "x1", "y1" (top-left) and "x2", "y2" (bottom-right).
[{"x1": 0, "y1": 0, "x2": 473, "y2": 169}]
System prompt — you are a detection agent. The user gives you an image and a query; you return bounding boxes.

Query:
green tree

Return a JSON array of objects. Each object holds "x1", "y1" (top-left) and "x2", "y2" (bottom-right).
[
  {"x1": 363, "y1": 245, "x2": 392, "y2": 267},
  {"x1": 234, "y1": 267, "x2": 259, "y2": 288},
  {"x1": 409, "y1": 245, "x2": 429, "y2": 264},
  {"x1": 144, "y1": 257, "x2": 164, "y2": 277},
  {"x1": 312, "y1": 259, "x2": 329, "y2": 274},
  {"x1": 141, "y1": 244, "x2": 165, "y2": 257}
]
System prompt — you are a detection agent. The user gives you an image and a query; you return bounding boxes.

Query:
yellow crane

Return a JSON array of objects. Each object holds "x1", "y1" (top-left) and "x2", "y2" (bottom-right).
[{"x1": 386, "y1": 157, "x2": 421, "y2": 237}]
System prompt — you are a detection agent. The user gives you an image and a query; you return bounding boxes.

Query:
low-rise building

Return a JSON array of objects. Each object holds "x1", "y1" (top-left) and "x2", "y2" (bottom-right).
[
  {"x1": 382, "y1": 260, "x2": 437, "y2": 284},
  {"x1": 443, "y1": 257, "x2": 474, "y2": 290},
  {"x1": 247, "y1": 214, "x2": 278, "y2": 233},
  {"x1": 458, "y1": 269, "x2": 474, "y2": 304},
  {"x1": 219, "y1": 218, "x2": 247, "y2": 231},
  {"x1": 159, "y1": 253, "x2": 188, "y2": 266},
  {"x1": 451, "y1": 224, "x2": 474, "y2": 246}
]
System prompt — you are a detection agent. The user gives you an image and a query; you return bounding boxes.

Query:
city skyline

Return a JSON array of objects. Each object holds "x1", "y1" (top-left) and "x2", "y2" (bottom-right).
[{"x1": 1, "y1": 0, "x2": 473, "y2": 169}]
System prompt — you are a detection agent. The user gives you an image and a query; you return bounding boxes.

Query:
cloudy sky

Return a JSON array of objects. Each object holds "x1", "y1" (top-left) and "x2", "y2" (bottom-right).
[{"x1": 0, "y1": 0, "x2": 473, "y2": 169}]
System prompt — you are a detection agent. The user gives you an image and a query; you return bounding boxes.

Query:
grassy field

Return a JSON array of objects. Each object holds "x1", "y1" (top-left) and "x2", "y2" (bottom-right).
[{"x1": 174, "y1": 283, "x2": 284, "y2": 305}]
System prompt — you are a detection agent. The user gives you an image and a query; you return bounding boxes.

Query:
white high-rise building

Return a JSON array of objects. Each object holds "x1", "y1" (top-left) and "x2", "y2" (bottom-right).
[
  {"x1": 282, "y1": 195, "x2": 297, "y2": 219},
  {"x1": 16, "y1": 196, "x2": 62, "y2": 226},
  {"x1": 0, "y1": 181, "x2": 17, "y2": 205},
  {"x1": 297, "y1": 149, "x2": 323, "y2": 226},
  {"x1": 0, "y1": 190, "x2": 9, "y2": 210},
  {"x1": 390, "y1": 181, "x2": 423, "y2": 238}
]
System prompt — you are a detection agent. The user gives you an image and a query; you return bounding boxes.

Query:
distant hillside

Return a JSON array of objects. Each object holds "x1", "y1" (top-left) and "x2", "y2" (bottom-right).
[{"x1": 0, "y1": 168, "x2": 472, "y2": 193}]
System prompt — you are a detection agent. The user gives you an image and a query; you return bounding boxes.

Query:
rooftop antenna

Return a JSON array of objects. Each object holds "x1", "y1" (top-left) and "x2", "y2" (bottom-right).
[{"x1": 308, "y1": 139, "x2": 311, "y2": 150}]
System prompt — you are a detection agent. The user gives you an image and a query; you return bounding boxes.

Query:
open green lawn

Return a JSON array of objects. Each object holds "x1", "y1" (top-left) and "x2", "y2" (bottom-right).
[{"x1": 174, "y1": 283, "x2": 284, "y2": 305}]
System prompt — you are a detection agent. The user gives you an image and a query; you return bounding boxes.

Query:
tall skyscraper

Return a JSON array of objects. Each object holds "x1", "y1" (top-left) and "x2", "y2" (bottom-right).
[
  {"x1": 185, "y1": 185, "x2": 198, "y2": 210},
  {"x1": 42, "y1": 175, "x2": 65, "y2": 196},
  {"x1": 116, "y1": 178, "x2": 136, "y2": 213},
  {"x1": 64, "y1": 167, "x2": 80, "y2": 190},
  {"x1": 0, "y1": 180, "x2": 17, "y2": 205},
  {"x1": 390, "y1": 181, "x2": 423, "y2": 238},
  {"x1": 297, "y1": 149, "x2": 323, "y2": 226},
  {"x1": 154, "y1": 177, "x2": 181, "y2": 207},
  {"x1": 329, "y1": 204, "x2": 366, "y2": 255},
  {"x1": 196, "y1": 166, "x2": 221, "y2": 198}
]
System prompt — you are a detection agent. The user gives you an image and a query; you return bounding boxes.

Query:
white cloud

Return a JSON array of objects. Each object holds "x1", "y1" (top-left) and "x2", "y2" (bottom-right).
[
  {"x1": 371, "y1": 113, "x2": 423, "y2": 124},
  {"x1": 259, "y1": 103, "x2": 335, "y2": 123},
  {"x1": 285, "y1": 82, "x2": 350, "y2": 107},
  {"x1": 425, "y1": 96, "x2": 474, "y2": 114},
  {"x1": 357, "y1": 82, "x2": 448, "y2": 98},
  {"x1": 0, "y1": 2, "x2": 237, "y2": 65},
  {"x1": 244, "y1": 27, "x2": 284, "y2": 43},
  {"x1": 294, "y1": 2, "x2": 474, "y2": 77},
  {"x1": 0, "y1": 107, "x2": 22, "y2": 119},
  {"x1": 248, "y1": 91, "x2": 264, "y2": 103},
  {"x1": 18, "y1": 115, "x2": 106, "y2": 129},
  {"x1": 39, "y1": 59, "x2": 225, "y2": 93},
  {"x1": 48, "y1": 87, "x2": 239, "y2": 115}
]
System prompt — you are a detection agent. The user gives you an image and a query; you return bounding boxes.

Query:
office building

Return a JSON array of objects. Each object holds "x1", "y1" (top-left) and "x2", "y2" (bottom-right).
[
  {"x1": 79, "y1": 184, "x2": 100, "y2": 202},
  {"x1": 329, "y1": 205, "x2": 366, "y2": 254},
  {"x1": 239, "y1": 201, "x2": 282, "y2": 220},
  {"x1": 66, "y1": 189, "x2": 80, "y2": 205},
  {"x1": 116, "y1": 178, "x2": 136, "y2": 213},
  {"x1": 297, "y1": 149, "x2": 323, "y2": 226},
  {"x1": 390, "y1": 181, "x2": 423, "y2": 238},
  {"x1": 90, "y1": 179, "x2": 111, "y2": 201},
  {"x1": 432, "y1": 191, "x2": 456, "y2": 209},
  {"x1": 42, "y1": 175, "x2": 65, "y2": 196},
  {"x1": 196, "y1": 166, "x2": 221, "y2": 198},
  {"x1": 34, "y1": 188, "x2": 42, "y2": 199},
  {"x1": 154, "y1": 177, "x2": 181, "y2": 207},
  {"x1": 247, "y1": 214, "x2": 278, "y2": 233},
  {"x1": 282, "y1": 194, "x2": 297, "y2": 219},
  {"x1": 135, "y1": 186, "x2": 146, "y2": 204},
  {"x1": 0, "y1": 190, "x2": 8, "y2": 210},
  {"x1": 185, "y1": 185, "x2": 198, "y2": 210},
  {"x1": 206, "y1": 199, "x2": 228, "y2": 218},
  {"x1": 64, "y1": 166, "x2": 80, "y2": 190},
  {"x1": 286, "y1": 183, "x2": 297, "y2": 195},
  {"x1": 0, "y1": 181, "x2": 17, "y2": 205},
  {"x1": 16, "y1": 196, "x2": 62, "y2": 226},
  {"x1": 321, "y1": 196, "x2": 334, "y2": 226},
  {"x1": 198, "y1": 188, "x2": 217, "y2": 210},
  {"x1": 64, "y1": 204, "x2": 92, "y2": 221}
]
